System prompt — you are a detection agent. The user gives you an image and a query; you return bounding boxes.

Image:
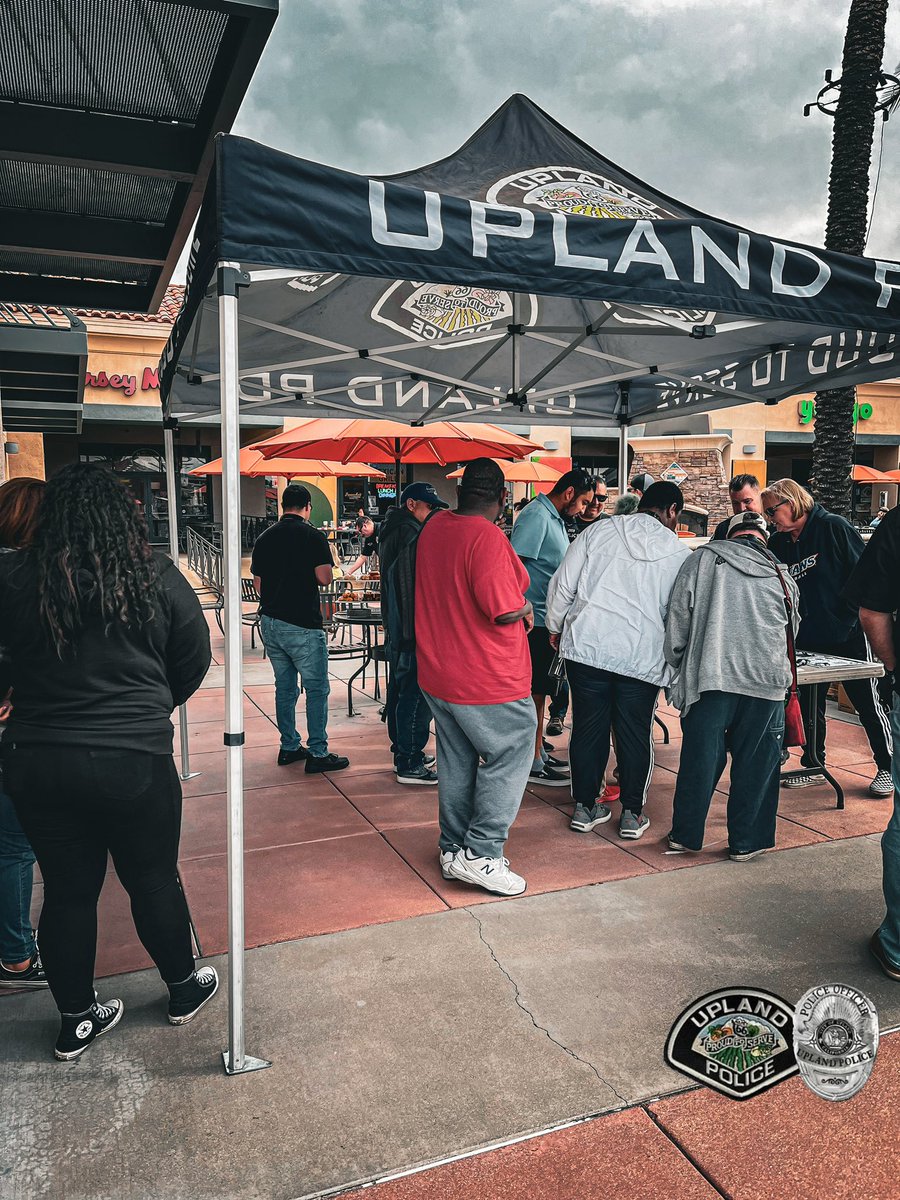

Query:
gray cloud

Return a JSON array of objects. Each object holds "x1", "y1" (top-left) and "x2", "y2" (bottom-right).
[{"x1": 228, "y1": 0, "x2": 900, "y2": 259}]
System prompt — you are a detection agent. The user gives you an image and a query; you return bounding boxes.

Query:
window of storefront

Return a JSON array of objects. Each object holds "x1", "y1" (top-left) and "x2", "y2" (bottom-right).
[{"x1": 78, "y1": 443, "x2": 213, "y2": 543}]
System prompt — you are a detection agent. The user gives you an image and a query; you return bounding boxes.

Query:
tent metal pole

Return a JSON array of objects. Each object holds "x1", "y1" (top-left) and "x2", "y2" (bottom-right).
[
  {"x1": 163, "y1": 423, "x2": 200, "y2": 782},
  {"x1": 618, "y1": 424, "x2": 629, "y2": 495},
  {"x1": 218, "y1": 261, "x2": 270, "y2": 1078}
]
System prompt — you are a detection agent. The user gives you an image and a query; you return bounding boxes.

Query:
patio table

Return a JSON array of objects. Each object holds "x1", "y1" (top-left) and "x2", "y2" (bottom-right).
[
  {"x1": 332, "y1": 611, "x2": 385, "y2": 717},
  {"x1": 781, "y1": 653, "x2": 884, "y2": 810}
]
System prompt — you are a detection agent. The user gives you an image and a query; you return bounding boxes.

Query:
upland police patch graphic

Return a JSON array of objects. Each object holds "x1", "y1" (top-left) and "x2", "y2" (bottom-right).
[
  {"x1": 486, "y1": 166, "x2": 677, "y2": 219},
  {"x1": 371, "y1": 281, "x2": 537, "y2": 347},
  {"x1": 665, "y1": 988, "x2": 798, "y2": 1100},
  {"x1": 793, "y1": 983, "x2": 878, "y2": 1101}
]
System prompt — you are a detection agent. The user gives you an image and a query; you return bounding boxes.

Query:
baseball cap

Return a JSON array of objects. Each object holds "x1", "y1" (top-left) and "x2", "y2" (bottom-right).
[
  {"x1": 400, "y1": 482, "x2": 449, "y2": 509},
  {"x1": 630, "y1": 473, "x2": 655, "y2": 492},
  {"x1": 727, "y1": 512, "x2": 769, "y2": 541}
]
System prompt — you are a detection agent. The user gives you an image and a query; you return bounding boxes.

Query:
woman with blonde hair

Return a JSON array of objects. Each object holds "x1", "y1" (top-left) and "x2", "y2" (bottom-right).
[{"x1": 763, "y1": 477, "x2": 892, "y2": 797}]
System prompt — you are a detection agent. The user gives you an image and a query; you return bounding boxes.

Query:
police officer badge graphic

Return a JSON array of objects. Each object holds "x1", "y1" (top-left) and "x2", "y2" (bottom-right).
[
  {"x1": 665, "y1": 987, "x2": 799, "y2": 1100},
  {"x1": 793, "y1": 983, "x2": 878, "y2": 1101}
]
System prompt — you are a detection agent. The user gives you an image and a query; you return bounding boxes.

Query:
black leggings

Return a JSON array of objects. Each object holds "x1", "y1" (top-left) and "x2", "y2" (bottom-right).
[{"x1": 4, "y1": 746, "x2": 195, "y2": 1013}]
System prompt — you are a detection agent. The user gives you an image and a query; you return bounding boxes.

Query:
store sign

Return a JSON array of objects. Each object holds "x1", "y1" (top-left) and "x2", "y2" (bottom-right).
[
  {"x1": 661, "y1": 461, "x2": 688, "y2": 484},
  {"x1": 85, "y1": 367, "x2": 160, "y2": 398},
  {"x1": 798, "y1": 399, "x2": 873, "y2": 425}
]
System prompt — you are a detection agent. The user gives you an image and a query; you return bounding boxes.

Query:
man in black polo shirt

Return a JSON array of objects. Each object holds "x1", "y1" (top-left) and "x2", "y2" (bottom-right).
[
  {"x1": 251, "y1": 485, "x2": 349, "y2": 774},
  {"x1": 844, "y1": 507, "x2": 900, "y2": 979}
]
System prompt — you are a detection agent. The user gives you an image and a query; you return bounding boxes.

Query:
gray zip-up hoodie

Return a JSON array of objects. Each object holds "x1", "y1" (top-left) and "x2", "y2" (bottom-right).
[{"x1": 664, "y1": 538, "x2": 800, "y2": 715}]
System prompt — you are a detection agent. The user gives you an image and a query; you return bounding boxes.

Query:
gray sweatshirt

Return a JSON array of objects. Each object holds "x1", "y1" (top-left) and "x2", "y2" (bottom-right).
[{"x1": 664, "y1": 539, "x2": 800, "y2": 715}]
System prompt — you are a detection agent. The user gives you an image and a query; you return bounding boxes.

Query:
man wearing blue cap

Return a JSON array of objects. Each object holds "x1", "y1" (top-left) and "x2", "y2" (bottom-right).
[{"x1": 379, "y1": 482, "x2": 449, "y2": 784}]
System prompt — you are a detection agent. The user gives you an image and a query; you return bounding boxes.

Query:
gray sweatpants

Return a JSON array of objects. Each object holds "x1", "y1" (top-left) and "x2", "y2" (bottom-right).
[{"x1": 424, "y1": 692, "x2": 537, "y2": 860}]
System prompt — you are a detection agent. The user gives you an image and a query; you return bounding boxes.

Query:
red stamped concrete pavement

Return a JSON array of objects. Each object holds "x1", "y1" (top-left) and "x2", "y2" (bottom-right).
[
  {"x1": 8, "y1": 626, "x2": 892, "y2": 990},
  {"x1": 649, "y1": 1032, "x2": 900, "y2": 1200},
  {"x1": 341, "y1": 1108, "x2": 720, "y2": 1200}
]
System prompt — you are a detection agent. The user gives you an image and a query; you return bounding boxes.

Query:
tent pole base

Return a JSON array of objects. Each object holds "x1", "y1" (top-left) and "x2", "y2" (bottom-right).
[{"x1": 222, "y1": 1052, "x2": 271, "y2": 1076}]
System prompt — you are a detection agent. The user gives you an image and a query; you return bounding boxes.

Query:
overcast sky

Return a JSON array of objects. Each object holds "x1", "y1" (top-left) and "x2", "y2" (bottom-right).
[{"x1": 178, "y1": 0, "x2": 900, "y2": 276}]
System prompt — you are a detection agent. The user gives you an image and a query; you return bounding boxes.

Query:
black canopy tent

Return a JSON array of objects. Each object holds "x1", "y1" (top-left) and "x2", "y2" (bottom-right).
[{"x1": 159, "y1": 94, "x2": 900, "y2": 1075}]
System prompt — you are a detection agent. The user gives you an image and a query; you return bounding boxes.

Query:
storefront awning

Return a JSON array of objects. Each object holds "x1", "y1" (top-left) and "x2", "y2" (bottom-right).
[
  {"x1": 0, "y1": 303, "x2": 87, "y2": 434},
  {"x1": 0, "y1": 0, "x2": 277, "y2": 314}
]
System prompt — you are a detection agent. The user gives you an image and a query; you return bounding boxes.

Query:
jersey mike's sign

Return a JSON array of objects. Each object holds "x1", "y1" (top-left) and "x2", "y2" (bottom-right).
[{"x1": 85, "y1": 367, "x2": 161, "y2": 398}]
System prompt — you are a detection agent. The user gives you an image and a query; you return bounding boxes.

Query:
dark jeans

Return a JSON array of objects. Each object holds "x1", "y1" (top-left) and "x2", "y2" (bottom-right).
[
  {"x1": 548, "y1": 679, "x2": 569, "y2": 721},
  {"x1": 3, "y1": 746, "x2": 195, "y2": 1013},
  {"x1": 799, "y1": 630, "x2": 893, "y2": 771},
  {"x1": 0, "y1": 784, "x2": 37, "y2": 964},
  {"x1": 386, "y1": 649, "x2": 433, "y2": 774},
  {"x1": 566, "y1": 660, "x2": 658, "y2": 814},
  {"x1": 671, "y1": 692, "x2": 784, "y2": 853}
]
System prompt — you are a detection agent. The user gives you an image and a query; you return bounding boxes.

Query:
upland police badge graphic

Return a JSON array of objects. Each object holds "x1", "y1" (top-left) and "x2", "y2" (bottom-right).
[
  {"x1": 486, "y1": 166, "x2": 678, "y2": 220},
  {"x1": 665, "y1": 988, "x2": 798, "y2": 1100},
  {"x1": 793, "y1": 983, "x2": 878, "y2": 1101},
  {"x1": 371, "y1": 281, "x2": 538, "y2": 347}
]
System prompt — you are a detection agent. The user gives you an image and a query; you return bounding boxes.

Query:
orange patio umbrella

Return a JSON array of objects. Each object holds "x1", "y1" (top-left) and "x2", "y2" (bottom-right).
[
  {"x1": 445, "y1": 458, "x2": 562, "y2": 484},
  {"x1": 852, "y1": 464, "x2": 897, "y2": 484},
  {"x1": 188, "y1": 448, "x2": 385, "y2": 479},
  {"x1": 253, "y1": 418, "x2": 543, "y2": 481}
]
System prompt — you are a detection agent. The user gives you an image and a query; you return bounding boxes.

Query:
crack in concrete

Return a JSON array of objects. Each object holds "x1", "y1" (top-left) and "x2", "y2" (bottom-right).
[{"x1": 464, "y1": 907, "x2": 630, "y2": 1107}]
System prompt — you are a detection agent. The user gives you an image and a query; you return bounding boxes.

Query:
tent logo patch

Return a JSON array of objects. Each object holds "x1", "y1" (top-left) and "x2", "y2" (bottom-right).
[
  {"x1": 287, "y1": 272, "x2": 342, "y2": 294},
  {"x1": 665, "y1": 988, "x2": 798, "y2": 1100},
  {"x1": 371, "y1": 281, "x2": 537, "y2": 348},
  {"x1": 487, "y1": 166, "x2": 676, "y2": 219}
]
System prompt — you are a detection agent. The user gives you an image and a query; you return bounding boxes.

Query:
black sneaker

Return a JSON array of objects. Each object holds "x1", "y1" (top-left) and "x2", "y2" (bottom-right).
[
  {"x1": 528, "y1": 764, "x2": 571, "y2": 787},
  {"x1": 394, "y1": 754, "x2": 437, "y2": 773},
  {"x1": 546, "y1": 716, "x2": 565, "y2": 737},
  {"x1": 0, "y1": 951, "x2": 48, "y2": 989},
  {"x1": 305, "y1": 752, "x2": 350, "y2": 774},
  {"x1": 396, "y1": 767, "x2": 439, "y2": 786},
  {"x1": 545, "y1": 754, "x2": 569, "y2": 770},
  {"x1": 277, "y1": 747, "x2": 309, "y2": 766},
  {"x1": 168, "y1": 966, "x2": 219, "y2": 1025},
  {"x1": 54, "y1": 998, "x2": 123, "y2": 1061}
]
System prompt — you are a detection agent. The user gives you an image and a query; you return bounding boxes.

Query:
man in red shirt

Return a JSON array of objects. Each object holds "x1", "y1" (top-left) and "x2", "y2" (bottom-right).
[{"x1": 415, "y1": 459, "x2": 537, "y2": 895}]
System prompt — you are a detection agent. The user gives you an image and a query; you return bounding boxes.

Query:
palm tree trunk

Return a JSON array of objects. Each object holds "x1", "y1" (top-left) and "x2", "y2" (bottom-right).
[{"x1": 811, "y1": 0, "x2": 888, "y2": 516}]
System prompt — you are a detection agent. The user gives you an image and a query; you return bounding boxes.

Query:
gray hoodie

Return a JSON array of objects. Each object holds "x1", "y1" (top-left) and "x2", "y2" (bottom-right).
[{"x1": 664, "y1": 538, "x2": 800, "y2": 715}]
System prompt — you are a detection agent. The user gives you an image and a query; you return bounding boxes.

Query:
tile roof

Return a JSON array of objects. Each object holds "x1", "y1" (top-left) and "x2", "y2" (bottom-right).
[{"x1": 33, "y1": 284, "x2": 185, "y2": 325}]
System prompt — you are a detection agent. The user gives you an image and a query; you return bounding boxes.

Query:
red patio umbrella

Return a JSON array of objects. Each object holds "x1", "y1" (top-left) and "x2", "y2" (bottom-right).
[
  {"x1": 188, "y1": 448, "x2": 385, "y2": 479},
  {"x1": 445, "y1": 458, "x2": 562, "y2": 484},
  {"x1": 852, "y1": 465, "x2": 897, "y2": 484},
  {"x1": 253, "y1": 418, "x2": 543, "y2": 483}
]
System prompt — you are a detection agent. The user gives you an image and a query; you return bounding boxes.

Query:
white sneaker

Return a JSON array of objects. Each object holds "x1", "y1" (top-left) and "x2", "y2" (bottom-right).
[
  {"x1": 447, "y1": 849, "x2": 526, "y2": 896},
  {"x1": 439, "y1": 850, "x2": 457, "y2": 879}
]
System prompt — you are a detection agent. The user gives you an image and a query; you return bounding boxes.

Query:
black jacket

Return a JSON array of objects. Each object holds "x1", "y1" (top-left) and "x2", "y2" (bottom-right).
[
  {"x1": 0, "y1": 551, "x2": 211, "y2": 753},
  {"x1": 768, "y1": 504, "x2": 864, "y2": 649},
  {"x1": 378, "y1": 505, "x2": 432, "y2": 653}
]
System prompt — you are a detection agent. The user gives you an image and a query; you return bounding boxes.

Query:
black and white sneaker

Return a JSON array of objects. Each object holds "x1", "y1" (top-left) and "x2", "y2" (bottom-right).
[
  {"x1": 0, "y1": 951, "x2": 48, "y2": 989},
  {"x1": 395, "y1": 754, "x2": 436, "y2": 773},
  {"x1": 869, "y1": 770, "x2": 894, "y2": 798},
  {"x1": 529, "y1": 764, "x2": 570, "y2": 787},
  {"x1": 396, "y1": 767, "x2": 438, "y2": 786},
  {"x1": 546, "y1": 716, "x2": 565, "y2": 738},
  {"x1": 167, "y1": 966, "x2": 219, "y2": 1026},
  {"x1": 54, "y1": 997, "x2": 123, "y2": 1061},
  {"x1": 305, "y1": 753, "x2": 350, "y2": 774}
]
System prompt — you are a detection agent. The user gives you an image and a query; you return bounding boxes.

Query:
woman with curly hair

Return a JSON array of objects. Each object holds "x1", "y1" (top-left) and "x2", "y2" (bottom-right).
[
  {"x1": 0, "y1": 463, "x2": 214, "y2": 1060},
  {"x1": 0, "y1": 478, "x2": 47, "y2": 991}
]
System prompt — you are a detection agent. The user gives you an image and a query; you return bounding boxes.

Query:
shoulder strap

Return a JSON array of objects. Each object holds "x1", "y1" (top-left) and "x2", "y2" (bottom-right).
[{"x1": 764, "y1": 549, "x2": 799, "y2": 689}]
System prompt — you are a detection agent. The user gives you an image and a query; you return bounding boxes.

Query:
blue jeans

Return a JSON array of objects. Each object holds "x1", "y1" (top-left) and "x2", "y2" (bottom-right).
[
  {"x1": 877, "y1": 692, "x2": 900, "y2": 965},
  {"x1": 386, "y1": 649, "x2": 432, "y2": 774},
  {"x1": 670, "y1": 692, "x2": 785, "y2": 854},
  {"x1": 260, "y1": 616, "x2": 330, "y2": 758},
  {"x1": 0, "y1": 784, "x2": 37, "y2": 963}
]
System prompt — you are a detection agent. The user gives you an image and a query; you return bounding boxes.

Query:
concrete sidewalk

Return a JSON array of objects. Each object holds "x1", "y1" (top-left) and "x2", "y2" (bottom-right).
[{"x1": 2, "y1": 835, "x2": 896, "y2": 1200}]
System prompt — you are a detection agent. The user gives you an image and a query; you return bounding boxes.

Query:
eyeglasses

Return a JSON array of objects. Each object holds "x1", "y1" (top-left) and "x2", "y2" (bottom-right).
[{"x1": 764, "y1": 499, "x2": 790, "y2": 519}]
